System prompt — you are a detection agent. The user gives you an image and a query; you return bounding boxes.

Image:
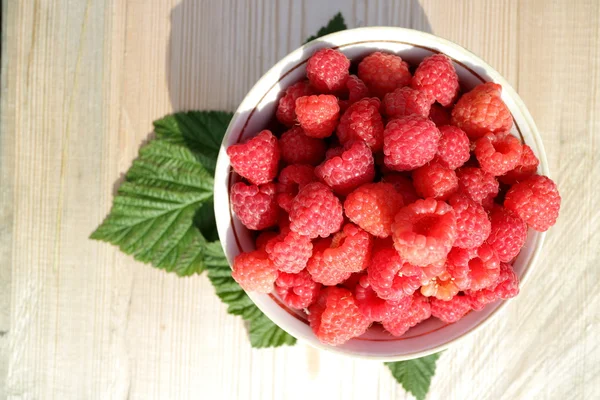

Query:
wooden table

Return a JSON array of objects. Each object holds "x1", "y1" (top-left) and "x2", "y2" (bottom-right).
[{"x1": 1, "y1": 1, "x2": 599, "y2": 399}]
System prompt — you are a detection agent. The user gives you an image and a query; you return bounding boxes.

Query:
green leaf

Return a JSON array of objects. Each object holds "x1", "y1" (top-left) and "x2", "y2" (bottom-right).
[
  {"x1": 153, "y1": 111, "x2": 233, "y2": 175},
  {"x1": 385, "y1": 353, "x2": 442, "y2": 400},
  {"x1": 91, "y1": 140, "x2": 214, "y2": 276},
  {"x1": 304, "y1": 12, "x2": 347, "y2": 44},
  {"x1": 204, "y1": 242, "x2": 297, "y2": 348}
]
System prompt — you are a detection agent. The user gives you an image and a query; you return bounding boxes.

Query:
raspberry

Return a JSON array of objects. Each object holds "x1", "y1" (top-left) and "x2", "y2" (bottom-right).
[
  {"x1": 276, "y1": 80, "x2": 315, "y2": 126},
  {"x1": 255, "y1": 231, "x2": 279, "y2": 250},
  {"x1": 321, "y1": 223, "x2": 373, "y2": 273},
  {"x1": 475, "y1": 133, "x2": 523, "y2": 176},
  {"x1": 306, "y1": 48, "x2": 350, "y2": 93},
  {"x1": 412, "y1": 162, "x2": 459, "y2": 200},
  {"x1": 295, "y1": 95, "x2": 340, "y2": 138},
  {"x1": 447, "y1": 244, "x2": 500, "y2": 291},
  {"x1": 504, "y1": 175, "x2": 561, "y2": 232},
  {"x1": 336, "y1": 98, "x2": 384, "y2": 151},
  {"x1": 382, "y1": 293, "x2": 432, "y2": 336},
  {"x1": 346, "y1": 75, "x2": 370, "y2": 103},
  {"x1": 275, "y1": 164, "x2": 316, "y2": 212},
  {"x1": 275, "y1": 270, "x2": 321, "y2": 309},
  {"x1": 315, "y1": 141, "x2": 375, "y2": 195},
  {"x1": 355, "y1": 276, "x2": 412, "y2": 321},
  {"x1": 451, "y1": 82, "x2": 513, "y2": 140},
  {"x1": 289, "y1": 182, "x2": 343, "y2": 238},
  {"x1": 265, "y1": 230, "x2": 313, "y2": 273},
  {"x1": 456, "y1": 167, "x2": 499, "y2": 206},
  {"x1": 448, "y1": 193, "x2": 491, "y2": 249},
  {"x1": 383, "y1": 86, "x2": 433, "y2": 118},
  {"x1": 499, "y1": 144, "x2": 539, "y2": 184},
  {"x1": 392, "y1": 198, "x2": 457, "y2": 266},
  {"x1": 429, "y1": 104, "x2": 451, "y2": 126},
  {"x1": 279, "y1": 126, "x2": 326, "y2": 166},
  {"x1": 411, "y1": 54, "x2": 460, "y2": 107},
  {"x1": 368, "y1": 240, "x2": 422, "y2": 301},
  {"x1": 420, "y1": 269, "x2": 462, "y2": 300},
  {"x1": 227, "y1": 130, "x2": 280, "y2": 185},
  {"x1": 383, "y1": 115, "x2": 441, "y2": 171},
  {"x1": 487, "y1": 206, "x2": 527, "y2": 262},
  {"x1": 357, "y1": 52, "x2": 412, "y2": 98},
  {"x1": 382, "y1": 173, "x2": 420, "y2": 204},
  {"x1": 344, "y1": 183, "x2": 404, "y2": 238},
  {"x1": 418, "y1": 259, "x2": 447, "y2": 285},
  {"x1": 308, "y1": 287, "x2": 371, "y2": 346},
  {"x1": 307, "y1": 238, "x2": 352, "y2": 285},
  {"x1": 434, "y1": 125, "x2": 470, "y2": 170},
  {"x1": 232, "y1": 250, "x2": 278, "y2": 293},
  {"x1": 430, "y1": 296, "x2": 472, "y2": 323},
  {"x1": 230, "y1": 182, "x2": 279, "y2": 230},
  {"x1": 467, "y1": 262, "x2": 519, "y2": 310}
]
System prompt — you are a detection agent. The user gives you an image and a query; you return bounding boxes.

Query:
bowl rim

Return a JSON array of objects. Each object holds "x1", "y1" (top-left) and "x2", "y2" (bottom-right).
[{"x1": 214, "y1": 26, "x2": 548, "y2": 361}]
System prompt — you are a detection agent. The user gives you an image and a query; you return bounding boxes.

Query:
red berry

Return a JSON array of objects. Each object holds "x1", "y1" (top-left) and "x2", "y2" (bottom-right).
[
  {"x1": 344, "y1": 183, "x2": 404, "y2": 238},
  {"x1": 499, "y1": 144, "x2": 539, "y2": 184},
  {"x1": 279, "y1": 126, "x2": 326, "y2": 166},
  {"x1": 411, "y1": 54, "x2": 459, "y2": 107},
  {"x1": 412, "y1": 162, "x2": 459, "y2": 200},
  {"x1": 475, "y1": 133, "x2": 523, "y2": 176},
  {"x1": 230, "y1": 182, "x2": 279, "y2": 230},
  {"x1": 232, "y1": 249, "x2": 278, "y2": 293},
  {"x1": 308, "y1": 287, "x2": 371, "y2": 346},
  {"x1": 451, "y1": 82, "x2": 513, "y2": 140},
  {"x1": 321, "y1": 223, "x2": 373, "y2": 273},
  {"x1": 307, "y1": 238, "x2": 353, "y2": 285},
  {"x1": 434, "y1": 125, "x2": 470, "y2": 170},
  {"x1": 456, "y1": 167, "x2": 499, "y2": 206},
  {"x1": 315, "y1": 141, "x2": 375, "y2": 195},
  {"x1": 504, "y1": 175, "x2": 560, "y2": 232},
  {"x1": 289, "y1": 182, "x2": 344, "y2": 238},
  {"x1": 383, "y1": 86, "x2": 433, "y2": 118},
  {"x1": 487, "y1": 206, "x2": 527, "y2": 262},
  {"x1": 295, "y1": 95, "x2": 340, "y2": 138},
  {"x1": 346, "y1": 75, "x2": 370, "y2": 103},
  {"x1": 336, "y1": 98, "x2": 384, "y2": 151},
  {"x1": 276, "y1": 81, "x2": 315, "y2": 126},
  {"x1": 429, "y1": 103, "x2": 451, "y2": 126},
  {"x1": 227, "y1": 130, "x2": 280, "y2": 185},
  {"x1": 382, "y1": 173, "x2": 420, "y2": 204},
  {"x1": 430, "y1": 296, "x2": 472, "y2": 323},
  {"x1": 392, "y1": 198, "x2": 457, "y2": 266},
  {"x1": 265, "y1": 230, "x2": 313, "y2": 273},
  {"x1": 275, "y1": 270, "x2": 321, "y2": 309},
  {"x1": 275, "y1": 164, "x2": 316, "y2": 212},
  {"x1": 446, "y1": 244, "x2": 500, "y2": 291},
  {"x1": 355, "y1": 276, "x2": 412, "y2": 321},
  {"x1": 382, "y1": 293, "x2": 432, "y2": 336},
  {"x1": 467, "y1": 262, "x2": 519, "y2": 310},
  {"x1": 368, "y1": 240, "x2": 422, "y2": 301},
  {"x1": 306, "y1": 48, "x2": 350, "y2": 93},
  {"x1": 420, "y1": 269, "x2": 462, "y2": 301},
  {"x1": 448, "y1": 193, "x2": 491, "y2": 249},
  {"x1": 383, "y1": 115, "x2": 441, "y2": 171},
  {"x1": 358, "y1": 52, "x2": 412, "y2": 98}
]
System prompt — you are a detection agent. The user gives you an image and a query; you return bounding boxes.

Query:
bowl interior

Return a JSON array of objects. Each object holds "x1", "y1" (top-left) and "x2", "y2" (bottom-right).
[{"x1": 214, "y1": 27, "x2": 547, "y2": 360}]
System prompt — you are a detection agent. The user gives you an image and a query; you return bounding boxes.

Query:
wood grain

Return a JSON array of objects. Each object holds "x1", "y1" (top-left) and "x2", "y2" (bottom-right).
[{"x1": 1, "y1": 1, "x2": 599, "y2": 399}]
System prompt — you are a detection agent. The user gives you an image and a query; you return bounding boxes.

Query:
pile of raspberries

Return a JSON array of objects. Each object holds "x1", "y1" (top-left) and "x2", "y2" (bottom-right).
[{"x1": 226, "y1": 48, "x2": 561, "y2": 346}]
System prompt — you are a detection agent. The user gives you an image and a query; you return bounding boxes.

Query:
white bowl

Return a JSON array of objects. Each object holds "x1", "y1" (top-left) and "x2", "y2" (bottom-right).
[{"x1": 214, "y1": 27, "x2": 548, "y2": 361}]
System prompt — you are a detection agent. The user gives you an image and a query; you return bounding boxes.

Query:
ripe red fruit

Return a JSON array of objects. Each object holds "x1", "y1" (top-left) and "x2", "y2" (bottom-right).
[{"x1": 227, "y1": 130, "x2": 280, "y2": 185}]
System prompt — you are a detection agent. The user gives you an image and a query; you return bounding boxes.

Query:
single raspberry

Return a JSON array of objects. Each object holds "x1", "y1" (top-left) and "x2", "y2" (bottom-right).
[
  {"x1": 383, "y1": 115, "x2": 441, "y2": 171},
  {"x1": 289, "y1": 182, "x2": 343, "y2": 238},
  {"x1": 429, "y1": 104, "x2": 451, "y2": 126},
  {"x1": 274, "y1": 270, "x2": 321, "y2": 309},
  {"x1": 279, "y1": 126, "x2": 326, "y2": 166},
  {"x1": 447, "y1": 244, "x2": 500, "y2": 291},
  {"x1": 451, "y1": 82, "x2": 513, "y2": 139},
  {"x1": 231, "y1": 249, "x2": 278, "y2": 293},
  {"x1": 504, "y1": 175, "x2": 561, "y2": 232},
  {"x1": 230, "y1": 182, "x2": 279, "y2": 230},
  {"x1": 336, "y1": 98, "x2": 384, "y2": 151},
  {"x1": 383, "y1": 86, "x2": 434, "y2": 118},
  {"x1": 382, "y1": 293, "x2": 432, "y2": 336},
  {"x1": 306, "y1": 48, "x2": 350, "y2": 93},
  {"x1": 434, "y1": 125, "x2": 470, "y2": 170},
  {"x1": 315, "y1": 141, "x2": 375, "y2": 195},
  {"x1": 307, "y1": 238, "x2": 353, "y2": 285},
  {"x1": 448, "y1": 193, "x2": 491, "y2": 249},
  {"x1": 430, "y1": 296, "x2": 472, "y2": 323},
  {"x1": 368, "y1": 241, "x2": 422, "y2": 301},
  {"x1": 322, "y1": 223, "x2": 373, "y2": 272},
  {"x1": 355, "y1": 276, "x2": 412, "y2": 321},
  {"x1": 382, "y1": 173, "x2": 420, "y2": 204},
  {"x1": 295, "y1": 95, "x2": 340, "y2": 138},
  {"x1": 357, "y1": 52, "x2": 412, "y2": 98},
  {"x1": 411, "y1": 54, "x2": 460, "y2": 106},
  {"x1": 420, "y1": 269, "x2": 462, "y2": 301},
  {"x1": 467, "y1": 262, "x2": 519, "y2": 310},
  {"x1": 487, "y1": 206, "x2": 527, "y2": 262},
  {"x1": 412, "y1": 162, "x2": 459, "y2": 200},
  {"x1": 456, "y1": 167, "x2": 499, "y2": 206},
  {"x1": 475, "y1": 133, "x2": 523, "y2": 176},
  {"x1": 346, "y1": 75, "x2": 370, "y2": 103},
  {"x1": 276, "y1": 80, "x2": 315, "y2": 126},
  {"x1": 499, "y1": 144, "x2": 539, "y2": 184},
  {"x1": 308, "y1": 287, "x2": 371, "y2": 346},
  {"x1": 265, "y1": 230, "x2": 313, "y2": 273},
  {"x1": 344, "y1": 183, "x2": 404, "y2": 238},
  {"x1": 227, "y1": 130, "x2": 280, "y2": 185},
  {"x1": 275, "y1": 164, "x2": 316, "y2": 212},
  {"x1": 255, "y1": 231, "x2": 279, "y2": 250},
  {"x1": 392, "y1": 198, "x2": 457, "y2": 266}
]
